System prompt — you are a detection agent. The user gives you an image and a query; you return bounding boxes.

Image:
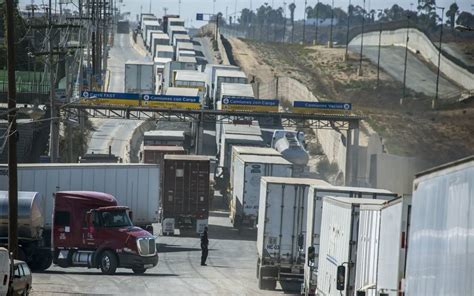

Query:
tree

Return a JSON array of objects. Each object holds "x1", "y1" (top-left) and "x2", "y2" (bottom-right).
[
  {"x1": 456, "y1": 11, "x2": 474, "y2": 28},
  {"x1": 446, "y1": 2, "x2": 459, "y2": 28},
  {"x1": 289, "y1": 2, "x2": 296, "y2": 42}
]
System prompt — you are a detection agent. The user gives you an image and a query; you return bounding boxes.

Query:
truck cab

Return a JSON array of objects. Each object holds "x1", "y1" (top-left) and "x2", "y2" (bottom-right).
[{"x1": 52, "y1": 191, "x2": 158, "y2": 274}]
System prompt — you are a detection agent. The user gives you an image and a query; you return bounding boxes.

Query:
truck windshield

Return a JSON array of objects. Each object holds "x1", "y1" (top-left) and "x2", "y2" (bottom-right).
[{"x1": 98, "y1": 211, "x2": 133, "y2": 228}]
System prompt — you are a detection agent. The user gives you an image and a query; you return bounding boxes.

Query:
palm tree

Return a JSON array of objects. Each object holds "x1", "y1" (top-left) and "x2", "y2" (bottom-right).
[
  {"x1": 289, "y1": 2, "x2": 296, "y2": 43},
  {"x1": 446, "y1": 2, "x2": 459, "y2": 28}
]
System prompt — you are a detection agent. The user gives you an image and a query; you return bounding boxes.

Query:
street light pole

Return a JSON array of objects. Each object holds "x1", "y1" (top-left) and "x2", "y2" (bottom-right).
[
  {"x1": 401, "y1": 15, "x2": 410, "y2": 106},
  {"x1": 344, "y1": 0, "x2": 351, "y2": 60},
  {"x1": 358, "y1": 0, "x2": 366, "y2": 76},
  {"x1": 5, "y1": 0, "x2": 19, "y2": 259},
  {"x1": 314, "y1": 0, "x2": 319, "y2": 44},
  {"x1": 329, "y1": 0, "x2": 334, "y2": 47},
  {"x1": 433, "y1": 6, "x2": 445, "y2": 110},
  {"x1": 376, "y1": 10, "x2": 383, "y2": 88},
  {"x1": 302, "y1": 0, "x2": 307, "y2": 43}
]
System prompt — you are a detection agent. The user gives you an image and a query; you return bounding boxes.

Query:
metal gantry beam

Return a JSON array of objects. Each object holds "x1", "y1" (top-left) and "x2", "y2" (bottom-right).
[{"x1": 61, "y1": 104, "x2": 363, "y2": 130}]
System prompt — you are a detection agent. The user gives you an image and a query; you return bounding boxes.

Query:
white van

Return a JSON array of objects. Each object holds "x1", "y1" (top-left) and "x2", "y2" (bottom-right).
[{"x1": 0, "y1": 247, "x2": 10, "y2": 296}]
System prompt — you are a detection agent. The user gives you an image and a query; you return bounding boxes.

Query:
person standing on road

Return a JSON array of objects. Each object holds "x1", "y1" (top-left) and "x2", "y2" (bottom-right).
[{"x1": 201, "y1": 226, "x2": 209, "y2": 266}]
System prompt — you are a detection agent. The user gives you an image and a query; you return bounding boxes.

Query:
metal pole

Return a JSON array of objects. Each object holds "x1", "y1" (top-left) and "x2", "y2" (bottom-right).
[
  {"x1": 344, "y1": 0, "x2": 351, "y2": 60},
  {"x1": 376, "y1": 21, "x2": 382, "y2": 88},
  {"x1": 358, "y1": 0, "x2": 365, "y2": 75},
  {"x1": 314, "y1": 0, "x2": 319, "y2": 44},
  {"x1": 5, "y1": 0, "x2": 18, "y2": 259},
  {"x1": 433, "y1": 7, "x2": 444, "y2": 110},
  {"x1": 49, "y1": 0, "x2": 59, "y2": 162},
  {"x1": 302, "y1": 0, "x2": 307, "y2": 43},
  {"x1": 401, "y1": 16, "x2": 410, "y2": 105},
  {"x1": 329, "y1": 0, "x2": 334, "y2": 47}
]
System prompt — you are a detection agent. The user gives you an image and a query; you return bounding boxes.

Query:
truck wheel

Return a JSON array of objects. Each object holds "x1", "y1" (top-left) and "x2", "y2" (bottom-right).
[
  {"x1": 31, "y1": 252, "x2": 53, "y2": 272},
  {"x1": 100, "y1": 251, "x2": 118, "y2": 275},
  {"x1": 132, "y1": 268, "x2": 147, "y2": 274}
]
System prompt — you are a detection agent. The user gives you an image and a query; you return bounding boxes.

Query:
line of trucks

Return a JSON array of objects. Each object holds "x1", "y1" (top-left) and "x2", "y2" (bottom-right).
[{"x1": 124, "y1": 13, "x2": 272, "y2": 113}]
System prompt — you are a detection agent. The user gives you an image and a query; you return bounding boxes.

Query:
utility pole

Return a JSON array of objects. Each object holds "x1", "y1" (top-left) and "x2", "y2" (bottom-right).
[
  {"x1": 314, "y1": 0, "x2": 319, "y2": 44},
  {"x1": 329, "y1": 0, "x2": 334, "y2": 47},
  {"x1": 358, "y1": 0, "x2": 366, "y2": 76},
  {"x1": 401, "y1": 15, "x2": 410, "y2": 106},
  {"x1": 433, "y1": 6, "x2": 445, "y2": 110},
  {"x1": 376, "y1": 19, "x2": 382, "y2": 88},
  {"x1": 49, "y1": 0, "x2": 59, "y2": 162},
  {"x1": 302, "y1": 0, "x2": 307, "y2": 43},
  {"x1": 5, "y1": 0, "x2": 18, "y2": 259},
  {"x1": 344, "y1": 0, "x2": 351, "y2": 60}
]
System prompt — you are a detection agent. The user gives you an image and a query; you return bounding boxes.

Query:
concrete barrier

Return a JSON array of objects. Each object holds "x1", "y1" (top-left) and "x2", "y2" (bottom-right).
[{"x1": 349, "y1": 28, "x2": 473, "y2": 90}]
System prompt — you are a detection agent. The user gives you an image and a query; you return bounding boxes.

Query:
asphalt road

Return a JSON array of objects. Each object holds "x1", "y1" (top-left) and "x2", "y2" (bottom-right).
[
  {"x1": 31, "y1": 212, "x2": 299, "y2": 295},
  {"x1": 348, "y1": 45, "x2": 463, "y2": 99},
  {"x1": 86, "y1": 33, "x2": 150, "y2": 160}
]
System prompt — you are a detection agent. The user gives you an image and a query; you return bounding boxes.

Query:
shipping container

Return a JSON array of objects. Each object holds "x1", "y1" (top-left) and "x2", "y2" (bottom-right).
[
  {"x1": 142, "y1": 20, "x2": 160, "y2": 45},
  {"x1": 168, "y1": 26, "x2": 187, "y2": 44},
  {"x1": 216, "y1": 120, "x2": 261, "y2": 156},
  {"x1": 163, "y1": 15, "x2": 181, "y2": 34},
  {"x1": 150, "y1": 32, "x2": 170, "y2": 57},
  {"x1": 0, "y1": 164, "x2": 160, "y2": 229},
  {"x1": 376, "y1": 195, "x2": 411, "y2": 296},
  {"x1": 143, "y1": 130, "x2": 186, "y2": 146},
  {"x1": 231, "y1": 155, "x2": 292, "y2": 228},
  {"x1": 139, "y1": 13, "x2": 156, "y2": 29},
  {"x1": 124, "y1": 61, "x2": 154, "y2": 93},
  {"x1": 176, "y1": 42, "x2": 195, "y2": 57},
  {"x1": 214, "y1": 83, "x2": 255, "y2": 129},
  {"x1": 142, "y1": 145, "x2": 186, "y2": 164},
  {"x1": 172, "y1": 34, "x2": 191, "y2": 47},
  {"x1": 165, "y1": 87, "x2": 200, "y2": 97},
  {"x1": 146, "y1": 29, "x2": 162, "y2": 49},
  {"x1": 316, "y1": 197, "x2": 387, "y2": 296},
  {"x1": 155, "y1": 45, "x2": 174, "y2": 59},
  {"x1": 218, "y1": 132, "x2": 264, "y2": 173},
  {"x1": 303, "y1": 186, "x2": 398, "y2": 296},
  {"x1": 161, "y1": 155, "x2": 211, "y2": 235},
  {"x1": 212, "y1": 70, "x2": 248, "y2": 108},
  {"x1": 163, "y1": 61, "x2": 197, "y2": 93},
  {"x1": 203, "y1": 64, "x2": 239, "y2": 103},
  {"x1": 257, "y1": 177, "x2": 330, "y2": 290},
  {"x1": 405, "y1": 156, "x2": 474, "y2": 296},
  {"x1": 230, "y1": 146, "x2": 281, "y2": 191}
]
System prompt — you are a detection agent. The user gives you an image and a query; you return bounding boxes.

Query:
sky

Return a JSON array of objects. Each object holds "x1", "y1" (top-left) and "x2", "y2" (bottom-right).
[{"x1": 21, "y1": 0, "x2": 474, "y2": 27}]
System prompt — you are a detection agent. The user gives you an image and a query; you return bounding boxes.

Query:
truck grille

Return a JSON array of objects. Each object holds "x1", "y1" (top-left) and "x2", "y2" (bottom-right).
[{"x1": 137, "y1": 237, "x2": 156, "y2": 256}]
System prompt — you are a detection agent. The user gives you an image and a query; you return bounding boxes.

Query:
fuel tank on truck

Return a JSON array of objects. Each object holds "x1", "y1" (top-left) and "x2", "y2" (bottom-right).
[
  {"x1": 272, "y1": 130, "x2": 309, "y2": 166},
  {"x1": 0, "y1": 191, "x2": 44, "y2": 239}
]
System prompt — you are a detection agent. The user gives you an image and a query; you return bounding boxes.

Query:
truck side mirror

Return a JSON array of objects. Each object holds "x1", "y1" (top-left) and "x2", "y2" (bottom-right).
[
  {"x1": 337, "y1": 265, "x2": 346, "y2": 291},
  {"x1": 307, "y1": 246, "x2": 315, "y2": 266},
  {"x1": 86, "y1": 212, "x2": 95, "y2": 232}
]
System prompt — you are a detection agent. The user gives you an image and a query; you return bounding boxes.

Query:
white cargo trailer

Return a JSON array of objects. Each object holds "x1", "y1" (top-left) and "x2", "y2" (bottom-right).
[
  {"x1": 230, "y1": 147, "x2": 281, "y2": 190},
  {"x1": 231, "y1": 155, "x2": 292, "y2": 228},
  {"x1": 0, "y1": 164, "x2": 160, "y2": 229},
  {"x1": 376, "y1": 195, "x2": 411, "y2": 296},
  {"x1": 125, "y1": 61, "x2": 154, "y2": 93},
  {"x1": 172, "y1": 34, "x2": 191, "y2": 47},
  {"x1": 257, "y1": 177, "x2": 330, "y2": 290},
  {"x1": 216, "y1": 120, "x2": 262, "y2": 155},
  {"x1": 405, "y1": 156, "x2": 474, "y2": 296},
  {"x1": 212, "y1": 70, "x2": 248, "y2": 108},
  {"x1": 303, "y1": 186, "x2": 398, "y2": 296},
  {"x1": 163, "y1": 61, "x2": 197, "y2": 92},
  {"x1": 316, "y1": 197, "x2": 387, "y2": 296},
  {"x1": 151, "y1": 33, "x2": 170, "y2": 57},
  {"x1": 203, "y1": 64, "x2": 239, "y2": 103}
]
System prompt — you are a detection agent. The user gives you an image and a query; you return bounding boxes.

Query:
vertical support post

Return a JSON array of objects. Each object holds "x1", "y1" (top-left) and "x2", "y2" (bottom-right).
[
  {"x1": 376, "y1": 22, "x2": 382, "y2": 88},
  {"x1": 358, "y1": 0, "x2": 365, "y2": 75},
  {"x1": 401, "y1": 16, "x2": 410, "y2": 105},
  {"x1": 49, "y1": 0, "x2": 59, "y2": 162},
  {"x1": 5, "y1": 0, "x2": 18, "y2": 259},
  {"x1": 345, "y1": 120, "x2": 360, "y2": 186},
  {"x1": 344, "y1": 0, "x2": 351, "y2": 60},
  {"x1": 329, "y1": 0, "x2": 334, "y2": 47},
  {"x1": 433, "y1": 7, "x2": 444, "y2": 110}
]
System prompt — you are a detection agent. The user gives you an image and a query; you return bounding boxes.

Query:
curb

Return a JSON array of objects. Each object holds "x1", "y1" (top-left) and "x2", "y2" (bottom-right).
[{"x1": 129, "y1": 32, "x2": 150, "y2": 57}]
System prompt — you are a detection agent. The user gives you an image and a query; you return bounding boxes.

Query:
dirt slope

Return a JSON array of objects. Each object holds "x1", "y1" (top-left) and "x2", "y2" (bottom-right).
[{"x1": 230, "y1": 38, "x2": 474, "y2": 166}]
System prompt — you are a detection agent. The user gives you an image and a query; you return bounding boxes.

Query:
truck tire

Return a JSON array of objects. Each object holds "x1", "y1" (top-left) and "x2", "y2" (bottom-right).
[
  {"x1": 132, "y1": 268, "x2": 147, "y2": 274},
  {"x1": 100, "y1": 251, "x2": 118, "y2": 275},
  {"x1": 30, "y1": 252, "x2": 53, "y2": 272}
]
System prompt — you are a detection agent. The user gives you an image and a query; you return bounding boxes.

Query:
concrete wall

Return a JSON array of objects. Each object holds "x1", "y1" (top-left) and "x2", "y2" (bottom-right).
[{"x1": 349, "y1": 28, "x2": 474, "y2": 90}]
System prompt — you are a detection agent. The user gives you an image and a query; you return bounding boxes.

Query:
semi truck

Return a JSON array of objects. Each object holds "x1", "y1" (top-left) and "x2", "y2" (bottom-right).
[
  {"x1": 53, "y1": 191, "x2": 158, "y2": 274},
  {"x1": 256, "y1": 177, "x2": 330, "y2": 290},
  {"x1": 315, "y1": 197, "x2": 387, "y2": 296},
  {"x1": 125, "y1": 61, "x2": 154, "y2": 93},
  {"x1": 230, "y1": 155, "x2": 293, "y2": 228},
  {"x1": 212, "y1": 70, "x2": 248, "y2": 109},
  {"x1": 161, "y1": 155, "x2": 211, "y2": 235},
  {"x1": 405, "y1": 156, "x2": 474, "y2": 296},
  {"x1": 0, "y1": 164, "x2": 161, "y2": 230},
  {"x1": 302, "y1": 186, "x2": 398, "y2": 295}
]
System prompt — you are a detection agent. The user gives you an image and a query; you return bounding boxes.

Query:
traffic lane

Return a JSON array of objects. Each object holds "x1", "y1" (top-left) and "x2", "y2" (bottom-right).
[
  {"x1": 194, "y1": 37, "x2": 217, "y2": 65},
  {"x1": 348, "y1": 45, "x2": 463, "y2": 98},
  {"x1": 87, "y1": 118, "x2": 144, "y2": 159},
  {"x1": 31, "y1": 212, "x2": 299, "y2": 295}
]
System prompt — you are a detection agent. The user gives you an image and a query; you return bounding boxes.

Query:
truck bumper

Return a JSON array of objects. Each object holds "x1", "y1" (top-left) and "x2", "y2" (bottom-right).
[{"x1": 118, "y1": 253, "x2": 158, "y2": 269}]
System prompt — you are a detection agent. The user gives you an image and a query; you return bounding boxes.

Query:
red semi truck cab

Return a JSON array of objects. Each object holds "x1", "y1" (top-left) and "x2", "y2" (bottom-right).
[{"x1": 52, "y1": 191, "x2": 158, "y2": 274}]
